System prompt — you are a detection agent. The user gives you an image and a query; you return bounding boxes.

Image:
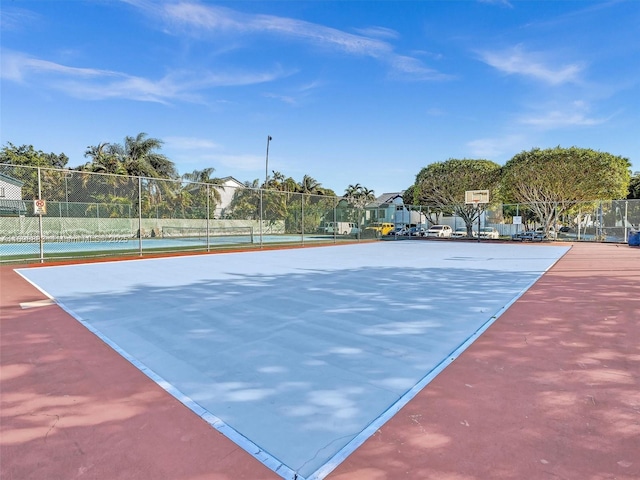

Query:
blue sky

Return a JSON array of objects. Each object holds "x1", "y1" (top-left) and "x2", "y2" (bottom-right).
[{"x1": 1, "y1": 0, "x2": 639, "y2": 196}]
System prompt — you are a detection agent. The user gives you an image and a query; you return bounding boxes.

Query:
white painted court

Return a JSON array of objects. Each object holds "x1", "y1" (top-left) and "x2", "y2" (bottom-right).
[{"x1": 17, "y1": 241, "x2": 570, "y2": 479}]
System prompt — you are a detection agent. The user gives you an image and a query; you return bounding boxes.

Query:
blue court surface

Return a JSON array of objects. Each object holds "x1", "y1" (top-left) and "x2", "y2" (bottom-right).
[{"x1": 16, "y1": 242, "x2": 570, "y2": 479}]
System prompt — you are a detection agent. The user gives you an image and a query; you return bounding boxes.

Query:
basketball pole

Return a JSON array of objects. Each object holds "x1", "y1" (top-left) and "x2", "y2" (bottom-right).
[{"x1": 476, "y1": 201, "x2": 481, "y2": 243}]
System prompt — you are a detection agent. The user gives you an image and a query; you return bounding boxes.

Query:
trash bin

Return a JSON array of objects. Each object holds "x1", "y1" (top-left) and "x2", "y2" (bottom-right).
[{"x1": 629, "y1": 231, "x2": 640, "y2": 247}]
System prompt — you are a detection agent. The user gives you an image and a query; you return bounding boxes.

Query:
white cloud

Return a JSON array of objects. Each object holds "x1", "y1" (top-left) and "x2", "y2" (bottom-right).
[
  {"x1": 519, "y1": 110, "x2": 609, "y2": 128},
  {"x1": 0, "y1": 6, "x2": 40, "y2": 31},
  {"x1": 164, "y1": 136, "x2": 219, "y2": 150},
  {"x1": 0, "y1": 50, "x2": 114, "y2": 82},
  {"x1": 477, "y1": 0, "x2": 514, "y2": 8},
  {"x1": 214, "y1": 153, "x2": 264, "y2": 171},
  {"x1": 518, "y1": 100, "x2": 613, "y2": 129},
  {"x1": 467, "y1": 134, "x2": 527, "y2": 159},
  {"x1": 142, "y1": 1, "x2": 446, "y2": 80},
  {"x1": 1, "y1": 49, "x2": 287, "y2": 103},
  {"x1": 478, "y1": 45, "x2": 584, "y2": 85},
  {"x1": 388, "y1": 55, "x2": 453, "y2": 81},
  {"x1": 353, "y1": 26, "x2": 400, "y2": 40}
]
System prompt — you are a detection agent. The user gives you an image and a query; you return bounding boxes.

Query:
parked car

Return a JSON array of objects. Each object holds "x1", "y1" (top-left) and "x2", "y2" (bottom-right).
[
  {"x1": 452, "y1": 228, "x2": 467, "y2": 238},
  {"x1": 425, "y1": 225, "x2": 452, "y2": 238},
  {"x1": 479, "y1": 227, "x2": 499, "y2": 239},
  {"x1": 407, "y1": 226, "x2": 423, "y2": 236},
  {"x1": 512, "y1": 230, "x2": 545, "y2": 242},
  {"x1": 452, "y1": 227, "x2": 477, "y2": 238},
  {"x1": 386, "y1": 226, "x2": 409, "y2": 236},
  {"x1": 536, "y1": 226, "x2": 557, "y2": 240},
  {"x1": 363, "y1": 222, "x2": 395, "y2": 237},
  {"x1": 322, "y1": 222, "x2": 358, "y2": 235}
]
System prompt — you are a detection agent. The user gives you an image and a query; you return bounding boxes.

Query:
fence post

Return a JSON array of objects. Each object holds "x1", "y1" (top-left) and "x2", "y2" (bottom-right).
[
  {"x1": 624, "y1": 200, "x2": 628, "y2": 243},
  {"x1": 333, "y1": 200, "x2": 337, "y2": 244},
  {"x1": 206, "y1": 183, "x2": 211, "y2": 252},
  {"x1": 38, "y1": 167, "x2": 44, "y2": 263},
  {"x1": 259, "y1": 189, "x2": 263, "y2": 247},
  {"x1": 138, "y1": 176, "x2": 143, "y2": 256},
  {"x1": 301, "y1": 193, "x2": 305, "y2": 244}
]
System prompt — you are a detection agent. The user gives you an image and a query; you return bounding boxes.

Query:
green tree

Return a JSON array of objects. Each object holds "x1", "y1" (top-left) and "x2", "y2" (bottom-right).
[
  {"x1": 228, "y1": 179, "x2": 262, "y2": 220},
  {"x1": 0, "y1": 143, "x2": 69, "y2": 199},
  {"x1": 411, "y1": 159, "x2": 502, "y2": 235},
  {"x1": 181, "y1": 168, "x2": 224, "y2": 211},
  {"x1": 344, "y1": 184, "x2": 376, "y2": 209},
  {"x1": 340, "y1": 184, "x2": 375, "y2": 225},
  {"x1": 81, "y1": 142, "x2": 126, "y2": 175},
  {"x1": 0, "y1": 143, "x2": 69, "y2": 169},
  {"x1": 502, "y1": 147, "x2": 631, "y2": 234},
  {"x1": 121, "y1": 133, "x2": 176, "y2": 179},
  {"x1": 628, "y1": 171, "x2": 640, "y2": 199},
  {"x1": 297, "y1": 175, "x2": 323, "y2": 194}
]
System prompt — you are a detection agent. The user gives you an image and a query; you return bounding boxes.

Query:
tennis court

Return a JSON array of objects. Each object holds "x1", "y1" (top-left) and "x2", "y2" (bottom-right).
[
  {"x1": 0, "y1": 233, "x2": 334, "y2": 259},
  {"x1": 13, "y1": 241, "x2": 570, "y2": 479}
]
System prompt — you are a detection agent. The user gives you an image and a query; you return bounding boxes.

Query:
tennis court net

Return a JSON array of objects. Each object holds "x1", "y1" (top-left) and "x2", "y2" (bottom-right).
[{"x1": 161, "y1": 226, "x2": 254, "y2": 245}]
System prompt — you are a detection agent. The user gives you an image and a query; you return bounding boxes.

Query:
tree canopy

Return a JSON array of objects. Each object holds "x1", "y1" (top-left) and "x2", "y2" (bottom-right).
[
  {"x1": 0, "y1": 143, "x2": 69, "y2": 169},
  {"x1": 343, "y1": 183, "x2": 376, "y2": 209},
  {"x1": 501, "y1": 146, "x2": 631, "y2": 231},
  {"x1": 628, "y1": 172, "x2": 640, "y2": 200},
  {"x1": 81, "y1": 133, "x2": 176, "y2": 179},
  {"x1": 410, "y1": 158, "x2": 502, "y2": 232}
]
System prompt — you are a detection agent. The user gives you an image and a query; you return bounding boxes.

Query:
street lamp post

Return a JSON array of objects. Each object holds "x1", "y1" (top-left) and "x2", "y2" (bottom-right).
[{"x1": 265, "y1": 135, "x2": 272, "y2": 187}]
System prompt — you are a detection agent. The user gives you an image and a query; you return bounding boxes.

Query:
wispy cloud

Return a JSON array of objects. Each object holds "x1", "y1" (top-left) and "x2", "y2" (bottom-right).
[
  {"x1": 478, "y1": 45, "x2": 584, "y2": 85},
  {"x1": 1, "y1": 50, "x2": 114, "y2": 82},
  {"x1": 1, "y1": 49, "x2": 287, "y2": 103},
  {"x1": 518, "y1": 100, "x2": 614, "y2": 128},
  {"x1": 214, "y1": 153, "x2": 264, "y2": 171},
  {"x1": 353, "y1": 26, "x2": 400, "y2": 40},
  {"x1": 164, "y1": 136, "x2": 220, "y2": 150},
  {"x1": 0, "y1": 6, "x2": 40, "y2": 31},
  {"x1": 467, "y1": 134, "x2": 527, "y2": 159},
  {"x1": 137, "y1": 1, "x2": 448, "y2": 80},
  {"x1": 477, "y1": 0, "x2": 514, "y2": 8}
]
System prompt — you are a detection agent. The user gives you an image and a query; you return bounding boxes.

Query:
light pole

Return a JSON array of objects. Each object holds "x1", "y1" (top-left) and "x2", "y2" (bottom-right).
[{"x1": 265, "y1": 135, "x2": 272, "y2": 187}]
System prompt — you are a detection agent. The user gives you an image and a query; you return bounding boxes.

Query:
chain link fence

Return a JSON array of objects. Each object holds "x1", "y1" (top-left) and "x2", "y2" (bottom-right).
[
  {"x1": 1, "y1": 163, "x2": 638, "y2": 263},
  {"x1": 0, "y1": 164, "x2": 370, "y2": 263}
]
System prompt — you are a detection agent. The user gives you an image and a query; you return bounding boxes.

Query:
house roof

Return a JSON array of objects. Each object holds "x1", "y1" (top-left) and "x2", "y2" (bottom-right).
[
  {"x1": 0, "y1": 199, "x2": 28, "y2": 214},
  {"x1": 366, "y1": 191, "x2": 405, "y2": 208},
  {"x1": 0, "y1": 172, "x2": 25, "y2": 187},
  {"x1": 217, "y1": 176, "x2": 245, "y2": 189}
]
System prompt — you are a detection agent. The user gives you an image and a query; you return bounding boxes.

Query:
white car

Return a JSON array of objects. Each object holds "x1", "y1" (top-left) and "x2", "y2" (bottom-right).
[
  {"x1": 479, "y1": 227, "x2": 499, "y2": 239},
  {"x1": 425, "y1": 225, "x2": 452, "y2": 238},
  {"x1": 452, "y1": 227, "x2": 476, "y2": 238},
  {"x1": 535, "y1": 226, "x2": 557, "y2": 240}
]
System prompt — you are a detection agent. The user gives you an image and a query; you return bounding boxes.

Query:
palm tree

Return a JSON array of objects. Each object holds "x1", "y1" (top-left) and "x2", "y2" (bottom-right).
[
  {"x1": 298, "y1": 175, "x2": 323, "y2": 194},
  {"x1": 343, "y1": 184, "x2": 375, "y2": 209},
  {"x1": 122, "y1": 133, "x2": 176, "y2": 179},
  {"x1": 182, "y1": 168, "x2": 224, "y2": 203},
  {"x1": 82, "y1": 142, "x2": 127, "y2": 176},
  {"x1": 360, "y1": 187, "x2": 376, "y2": 204}
]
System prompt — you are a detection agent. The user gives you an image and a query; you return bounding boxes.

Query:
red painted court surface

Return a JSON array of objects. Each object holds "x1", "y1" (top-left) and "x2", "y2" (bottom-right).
[{"x1": 2, "y1": 242, "x2": 639, "y2": 480}]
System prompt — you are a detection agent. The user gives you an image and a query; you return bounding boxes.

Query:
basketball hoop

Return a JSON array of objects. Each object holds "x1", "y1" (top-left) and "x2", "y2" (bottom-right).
[{"x1": 465, "y1": 190, "x2": 490, "y2": 206}]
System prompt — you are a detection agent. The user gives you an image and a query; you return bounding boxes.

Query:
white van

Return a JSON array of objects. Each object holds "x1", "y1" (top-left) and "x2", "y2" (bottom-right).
[{"x1": 323, "y1": 222, "x2": 359, "y2": 235}]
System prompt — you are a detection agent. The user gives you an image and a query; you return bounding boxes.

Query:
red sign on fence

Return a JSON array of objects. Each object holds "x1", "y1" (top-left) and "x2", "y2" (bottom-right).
[{"x1": 33, "y1": 199, "x2": 47, "y2": 215}]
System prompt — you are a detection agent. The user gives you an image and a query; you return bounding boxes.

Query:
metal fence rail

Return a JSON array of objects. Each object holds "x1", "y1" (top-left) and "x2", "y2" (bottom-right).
[
  {"x1": 1, "y1": 163, "x2": 638, "y2": 263},
  {"x1": 0, "y1": 164, "x2": 367, "y2": 263}
]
